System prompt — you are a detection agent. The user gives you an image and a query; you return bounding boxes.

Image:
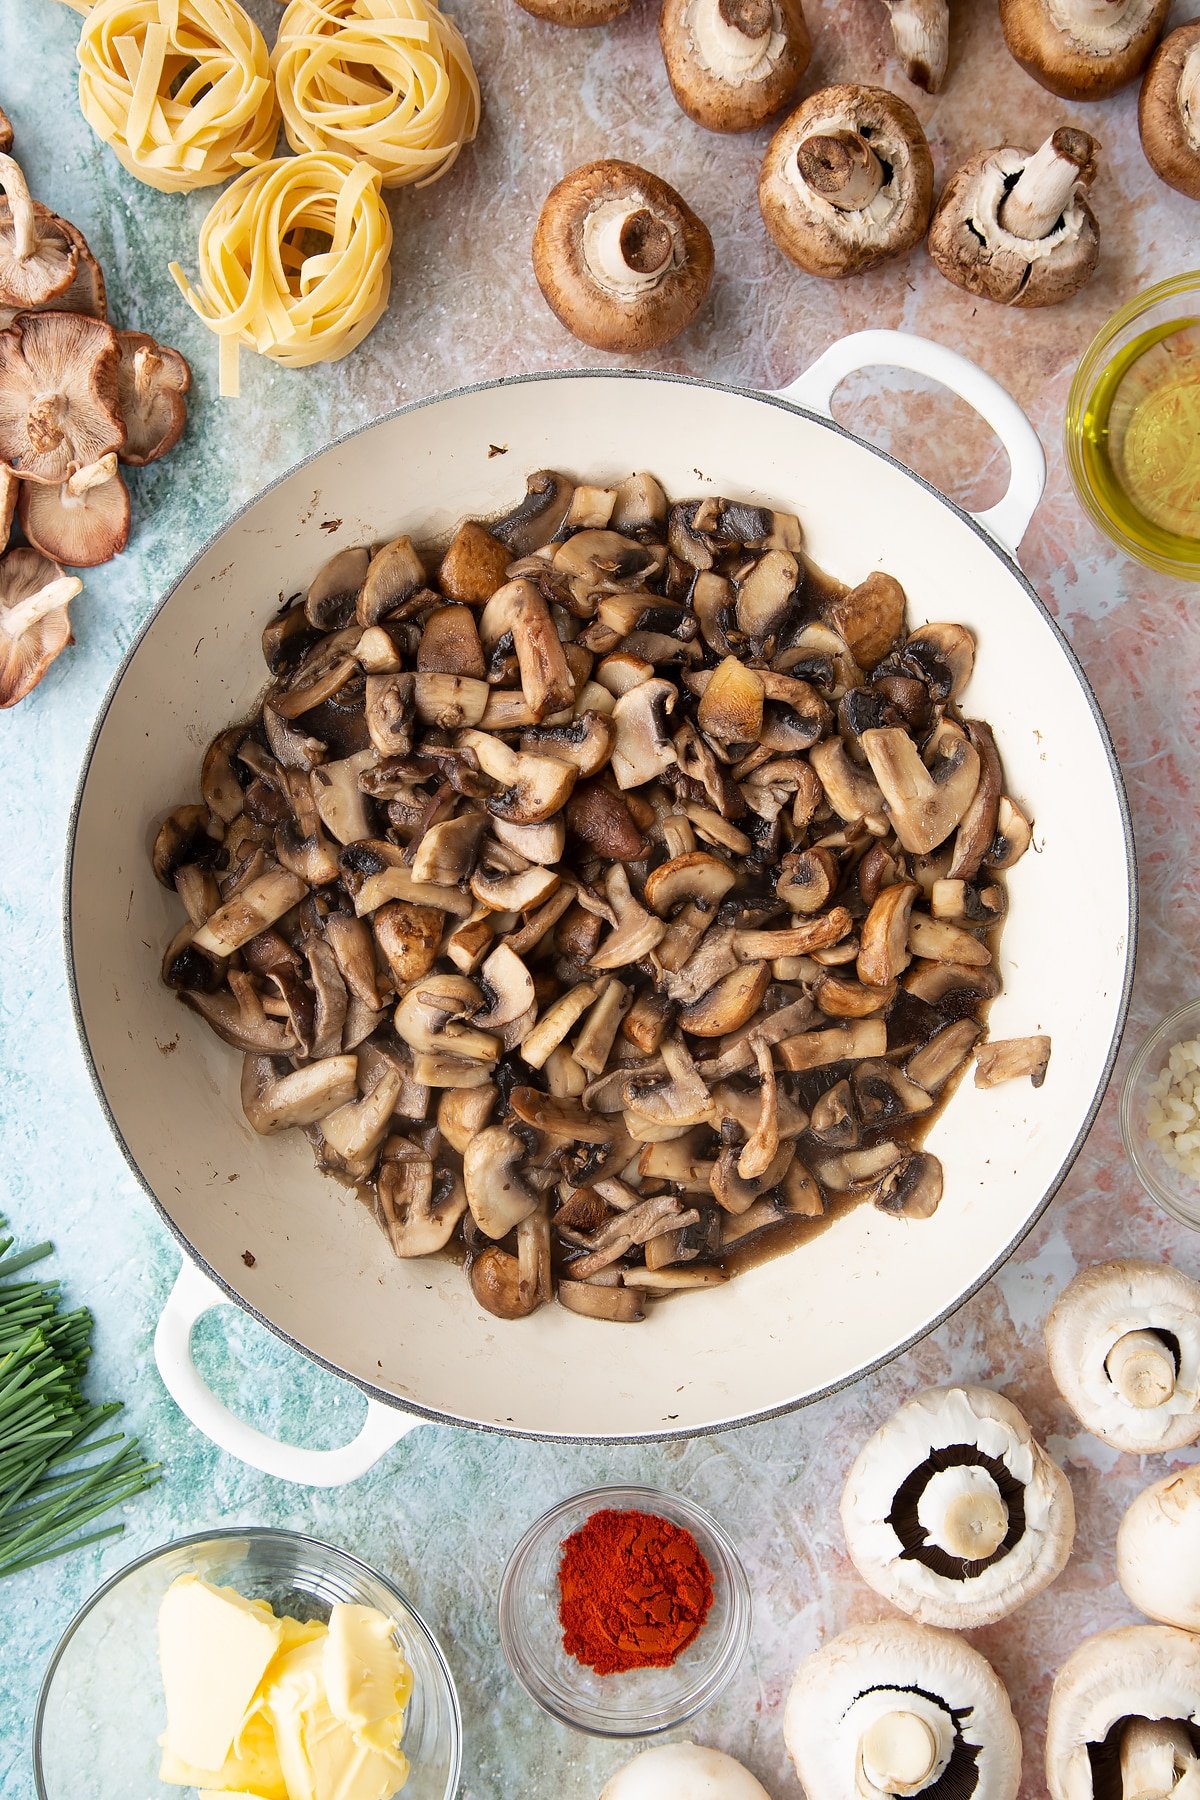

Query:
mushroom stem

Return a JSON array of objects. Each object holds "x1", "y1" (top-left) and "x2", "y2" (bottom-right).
[
  {"x1": 1106, "y1": 1329, "x2": 1177, "y2": 1409},
  {"x1": 691, "y1": 0, "x2": 775, "y2": 69},
  {"x1": 859, "y1": 1711, "x2": 941, "y2": 1796},
  {"x1": 583, "y1": 201, "x2": 676, "y2": 294},
  {"x1": 917, "y1": 1463, "x2": 1010, "y2": 1559},
  {"x1": 796, "y1": 132, "x2": 885, "y2": 209},
  {"x1": 1, "y1": 573, "x2": 81, "y2": 642},
  {"x1": 132, "y1": 343, "x2": 164, "y2": 403},
  {"x1": 1000, "y1": 128, "x2": 1099, "y2": 240},
  {"x1": 1119, "y1": 1717, "x2": 1199, "y2": 1800},
  {"x1": 0, "y1": 152, "x2": 36, "y2": 263},
  {"x1": 65, "y1": 452, "x2": 118, "y2": 498},
  {"x1": 883, "y1": 0, "x2": 951, "y2": 93},
  {"x1": 1068, "y1": 0, "x2": 1135, "y2": 19}
]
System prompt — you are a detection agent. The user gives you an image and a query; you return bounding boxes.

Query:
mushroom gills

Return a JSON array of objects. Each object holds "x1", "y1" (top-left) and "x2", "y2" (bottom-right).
[{"x1": 886, "y1": 1444, "x2": 1025, "y2": 1579}]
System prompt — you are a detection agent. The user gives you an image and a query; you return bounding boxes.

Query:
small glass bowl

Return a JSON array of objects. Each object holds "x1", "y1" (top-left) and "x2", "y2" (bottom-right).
[
  {"x1": 497, "y1": 1484, "x2": 751, "y2": 1739},
  {"x1": 1121, "y1": 1000, "x2": 1200, "y2": 1228},
  {"x1": 33, "y1": 1527, "x2": 461, "y2": 1800},
  {"x1": 1064, "y1": 270, "x2": 1200, "y2": 581}
]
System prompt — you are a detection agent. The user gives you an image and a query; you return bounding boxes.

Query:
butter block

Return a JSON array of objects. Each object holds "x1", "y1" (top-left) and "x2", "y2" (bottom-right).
[
  {"x1": 159, "y1": 1707, "x2": 288, "y2": 1799},
  {"x1": 324, "y1": 1606, "x2": 405, "y2": 1734},
  {"x1": 159, "y1": 1576, "x2": 285, "y2": 1771},
  {"x1": 303, "y1": 1700, "x2": 409, "y2": 1800}
]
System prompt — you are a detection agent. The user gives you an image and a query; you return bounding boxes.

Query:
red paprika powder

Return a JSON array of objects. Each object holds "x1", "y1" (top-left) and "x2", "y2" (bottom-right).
[{"x1": 557, "y1": 1507, "x2": 714, "y2": 1676}]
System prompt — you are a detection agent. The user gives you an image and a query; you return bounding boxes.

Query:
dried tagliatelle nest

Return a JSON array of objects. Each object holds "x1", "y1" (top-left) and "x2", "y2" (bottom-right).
[{"x1": 152, "y1": 469, "x2": 1047, "y2": 1324}]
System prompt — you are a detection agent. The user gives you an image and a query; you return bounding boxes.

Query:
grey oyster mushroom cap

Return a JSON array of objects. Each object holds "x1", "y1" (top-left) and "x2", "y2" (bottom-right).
[
  {"x1": 1045, "y1": 1625, "x2": 1200, "y2": 1800},
  {"x1": 1045, "y1": 1260, "x2": 1200, "y2": 1453},
  {"x1": 840, "y1": 1384, "x2": 1075, "y2": 1628},
  {"x1": 881, "y1": 0, "x2": 951, "y2": 92},
  {"x1": 1000, "y1": 0, "x2": 1170, "y2": 101},
  {"x1": 786, "y1": 1618, "x2": 1022, "y2": 1800},
  {"x1": 928, "y1": 128, "x2": 1101, "y2": 307},
  {"x1": 759, "y1": 83, "x2": 934, "y2": 278},
  {"x1": 1139, "y1": 22, "x2": 1200, "y2": 200},
  {"x1": 533, "y1": 160, "x2": 714, "y2": 351},
  {"x1": 659, "y1": 0, "x2": 812, "y2": 134}
]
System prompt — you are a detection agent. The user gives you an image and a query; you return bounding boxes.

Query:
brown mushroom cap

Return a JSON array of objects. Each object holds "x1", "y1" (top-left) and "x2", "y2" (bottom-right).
[
  {"x1": 1139, "y1": 22, "x2": 1200, "y2": 200},
  {"x1": 0, "y1": 219, "x2": 108, "y2": 334},
  {"x1": 514, "y1": 0, "x2": 629, "y2": 20},
  {"x1": 1000, "y1": 0, "x2": 1169, "y2": 100},
  {"x1": 928, "y1": 129, "x2": 1100, "y2": 307},
  {"x1": 758, "y1": 84, "x2": 934, "y2": 278},
  {"x1": 0, "y1": 311, "x2": 124, "y2": 481},
  {"x1": 0, "y1": 543, "x2": 80, "y2": 707},
  {"x1": 115, "y1": 329, "x2": 191, "y2": 466},
  {"x1": 18, "y1": 453, "x2": 131, "y2": 566},
  {"x1": 659, "y1": 0, "x2": 812, "y2": 134},
  {"x1": 0, "y1": 154, "x2": 78, "y2": 310},
  {"x1": 0, "y1": 108, "x2": 12, "y2": 156},
  {"x1": 533, "y1": 159, "x2": 714, "y2": 352}
]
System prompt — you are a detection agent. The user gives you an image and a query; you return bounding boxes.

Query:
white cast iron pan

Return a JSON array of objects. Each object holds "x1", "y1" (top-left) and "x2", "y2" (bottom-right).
[{"x1": 66, "y1": 331, "x2": 1135, "y2": 1483}]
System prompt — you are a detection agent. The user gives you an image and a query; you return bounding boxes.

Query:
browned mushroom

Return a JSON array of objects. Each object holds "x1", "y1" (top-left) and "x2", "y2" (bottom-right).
[
  {"x1": 1139, "y1": 22, "x2": 1200, "y2": 200},
  {"x1": 659, "y1": 0, "x2": 812, "y2": 134},
  {"x1": 1000, "y1": 0, "x2": 1169, "y2": 100},
  {"x1": 759, "y1": 85, "x2": 934, "y2": 278},
  {"x1": 928, "y1": 129, "x2": 1101, "y2": 307},
  {"x1": 0, "y1": 310, "x2": 124, "y2": 480},
  {"x1": 0, "y1": 543, "x2": 80, "y2": 707},
  {"x1": 114, "y1": 329, "x2": 191, "y2": 466},
  {"x1": 533, "y1": 160, "x2": 714, "y2": 351}
]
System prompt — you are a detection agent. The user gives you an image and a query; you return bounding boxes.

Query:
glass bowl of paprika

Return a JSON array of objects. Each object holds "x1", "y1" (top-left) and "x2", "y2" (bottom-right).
[{"x1": 496, "y1": 1484, "x2": 752, "y2": 1738}]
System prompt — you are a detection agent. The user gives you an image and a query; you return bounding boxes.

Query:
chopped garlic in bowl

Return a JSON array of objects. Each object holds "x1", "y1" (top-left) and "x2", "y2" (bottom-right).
[{"x1": 1122, "y1": 1002, "x2": 1200, "y2": 1229}]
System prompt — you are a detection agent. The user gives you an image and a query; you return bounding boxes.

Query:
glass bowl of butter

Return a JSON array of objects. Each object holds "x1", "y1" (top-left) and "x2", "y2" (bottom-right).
[{"x1": 33, "y1": 1526, "x2": 461, "y2": 1800}]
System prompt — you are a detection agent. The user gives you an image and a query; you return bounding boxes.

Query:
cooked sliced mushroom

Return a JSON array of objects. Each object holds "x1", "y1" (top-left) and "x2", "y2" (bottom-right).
[
  {"x1": 988, "y1": 796, "x2": 1033, "y2": 869},
  {"x1": 906, "y1": 1018, "x2": 981, "y2": 1090},
  {"x1": 841, "y1": 1384, "x2": 1075, "y2": 1628},
  {"x1": 759, "y1": 84, "x2": 934, "y2": 277},
  {"x1": 929, "y1": 130, "x2": 1101, "y2": 308},
  {"x1": 678, "y1": 959, "x2": 769, "y2": 1036},
  {"x1": 1000, "y1": 0, "x2": 1169, "y2": 100},
  {"x1": 458, "y1": 729, "x2": 578, "y2": 822},
  {"x1": 610, "y1": 675, "x2": 678, "y2": 788},
  {"x1": 379, "y1": 1145, "x2": 468, "y2": 1256},
  {"x1": 533, "y1": 160, "x2": 714, "y2": 352},
  {"x1": 479, "y1": 578, "x2": 574, "y2": 721},
  {"x1": 975, "y1": 1035, "x2": 1051, "y2": 1088},
  {"x1": 240, "y1": 1052, "x2": 358, "y2": 1133},
  {"x1": 558, "y1": 1279, "x2": 645, "y2": 1322},
  {"x1": 659, "y1": 0, "x2": 811, "y2": 133},
  {"x1": 858, "y1": 881, "x2": 918, "y2": 986},
  {"x1": 114, "y1": 329, "x2": 190, "y2": 465},
  {"x1": 1140, "y1": 23, "x2": 1200, "y2": 199},
  {"x1": 862, "y1": 721, "x2": 981, "y2": 854},
  {"x1": 463, "y1": 1125, "x2": 540, "y2": 1238},
  {"x1": 192, "y1": 870, "x2": 308, "y2": 955},
  {"x1": 777, "y1": 1018, "x2": 888, "y2": 1071}
]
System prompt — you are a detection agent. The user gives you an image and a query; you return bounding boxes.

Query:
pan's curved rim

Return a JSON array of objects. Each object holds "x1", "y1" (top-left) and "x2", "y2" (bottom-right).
[{"x1": 63, "y1": 365, "x2": 1138, "y2": 1444}]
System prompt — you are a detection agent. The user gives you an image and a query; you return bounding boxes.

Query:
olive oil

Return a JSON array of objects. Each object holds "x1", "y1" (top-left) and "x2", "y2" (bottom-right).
[{"x1": 1076, "y1": 317, "x2": 1200, "y2": 569}]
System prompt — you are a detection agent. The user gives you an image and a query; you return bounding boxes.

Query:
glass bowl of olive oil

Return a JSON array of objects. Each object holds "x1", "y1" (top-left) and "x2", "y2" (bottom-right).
[{"x1": 1065, "y1": 270, "x2": 1200, "y2": 580}]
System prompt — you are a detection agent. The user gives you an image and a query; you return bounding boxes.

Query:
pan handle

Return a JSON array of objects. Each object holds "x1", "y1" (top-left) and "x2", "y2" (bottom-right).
[
  {"x1": 778, "y1": 328, "x2": 1046, "y2": 560},
  {"x1": 154, "y1": 1258, "x2": 420, "y2": 1487}
]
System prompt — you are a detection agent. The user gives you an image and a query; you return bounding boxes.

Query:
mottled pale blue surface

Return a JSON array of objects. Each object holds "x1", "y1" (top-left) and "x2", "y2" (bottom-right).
[{"x1": 3, "y1": 1, "x2": 1200, "y2": 1796}]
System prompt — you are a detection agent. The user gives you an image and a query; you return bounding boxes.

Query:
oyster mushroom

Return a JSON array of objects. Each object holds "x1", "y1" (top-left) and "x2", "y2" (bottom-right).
[
  {"x1": 533, "y1": 160, "x2": 714, "y2": 351},
  {"x1": 1045, "y1": 1625, "x2": 1200, "y2": 1800},
  {"x1": 114, "y1": 329, "x2": 191, "y2": 466},
  {"x1": 1117, "y1": 1465, "x2": 1200, "y2": 1631},
  {"x1": 599, "y1": 1742, "x2": 775, "y2": 1799},
  {"x1": 0, "y1": 153, "x2": 78, "y2": 310},
  {"x1": 929, "y1": 129, "x2": 1101, "y2": 307},
  {"x1": 841, "y1": 1384, "x2": 1075, "y2": 1628},
  {"x1": 0, "y1": 310, "x2": 124, "y2": 480},
  {"x1": 18, "y1": 452, "x2": 130, "y2": 566},
  {"x1": 1140, "y1": 23, "x2": 1200, "y2": 200},
  {"x1": 786, "y1": 1619, "x2": 1021, "y2": 1800},
  {"x1": 759, "y1": 84, "x2": 934, "y2": 278},
  {"x1": 659, "y1": 0, "x2": 812, "y2": 134},
  {"x1": 881, "y1": 0, "x2": 951, "y2": 92},
  {"x1": 1045, "y1": 1260, "x2": 1200, "y2": 1454},
  {"x1": 1000, "y1": 0, "x2": 1169, "y2": 100},
  {"x1": 0, "y1": 543, "x2": 80, "y2": 707}
]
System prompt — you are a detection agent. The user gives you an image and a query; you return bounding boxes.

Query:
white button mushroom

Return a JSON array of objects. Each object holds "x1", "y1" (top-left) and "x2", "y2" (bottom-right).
[
  {"x1": 840, "y1": 1385, "x2": 1075, "y2": 1628},
  {"x1": 1045, "y1": 1261, "x2": 1200, "y2": 1454},
  {"x1": 1045, "y1": 1625, "x2": 1200, "y2": 1800},
  {"x1": 786, "y1": 1620, "x2": 1022, "y2": 1800},
  {"x1": 1117, "y1": 1465, "x2": 1200, "y2": 1631},
  {"x1": 599, "y1": 1742, "x2": 775, "y2": 1800}
]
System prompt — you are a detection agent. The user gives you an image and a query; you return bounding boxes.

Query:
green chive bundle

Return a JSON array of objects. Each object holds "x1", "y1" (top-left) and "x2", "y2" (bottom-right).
[{"x1": 0, "y1": 1219, "x2": 159, "y2": 1577}]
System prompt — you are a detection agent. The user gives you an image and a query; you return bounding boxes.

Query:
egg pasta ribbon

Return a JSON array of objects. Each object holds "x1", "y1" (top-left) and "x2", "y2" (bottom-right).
[{"x1": 169, "y1": 150, "x2": 392, "y2": 396}]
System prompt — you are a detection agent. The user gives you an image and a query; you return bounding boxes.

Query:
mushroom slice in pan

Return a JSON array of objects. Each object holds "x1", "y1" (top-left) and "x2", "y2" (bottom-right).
[
  {"x1": 881, "y1": 0, "x2": 951, "y2": 92},
  {"x1": 841, "y1": 1384, "x2": 1075, "y2": 1628},
  {"x1": 929, "y1": 130, "x2": 1101, "y2": 308},
  {"x1": 379, "y1": 1145, "x2": 468, "y2": 1257},
  {"x1": 611, "y1": 676, "x2": 678, "y2": 788},
  {"x1": 1140, "y1": 23, "x2": 1200, "y2": 200},
  {"x1": 479, "y1": 578, "x2": 575, "y2": 721},
  {"x1": 975, "y1": 1035, "x2": 1051, "y2": 1088},
  {"x1": 18, "y1": 452, "x2": 130, "y2": 566},
  {"x1": 240, "y1": 1052, "x2": 359, "y2": 1134},
  {"x1": 1000, "y1": 0, "x2": 1169, "y2": 101},
  {"x1": 0, "y1": 544, "x2": 80, "y2": 707},
  {"x1": 0, "y1": 310, "x2": 124, "y2": 481},
  {"x1": 659, "y1": 0, "x2": 812, "y2": 134},
  {"x1": 114, "y1": 329, "x2": 190, "y2": 465},
  {"x1": 785, "y1": 1618, "x2": 1022, "y2": 1800},
  {"x1": 861, "y1": 720, "x2": 981, "y2": 854},
  {"x1": 557, "y1": 1279, "x2": 645, "y2": 1323},
  {"x1": 463, "y1": 1125, "x2": 541, "y2": 1238},
  {"x1": 533, "y1": 160, "x2": 714, "y2": 353},
  {"x1": 1045, "y1": 1261, "x2": 1200, "y2": 1455},
  {"x1": 0, "y1": 153, "x2": 78, "y2": 308},
  {"x1": 1045, "y1": 1625, "x2": 1200, "y2": 1800},
  {"x1": 759, "y1": 84, "x2": 934, "y2": 278},
  {"x1": 394, "y1": 974, "x2": 499, "y2": 1064}
]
